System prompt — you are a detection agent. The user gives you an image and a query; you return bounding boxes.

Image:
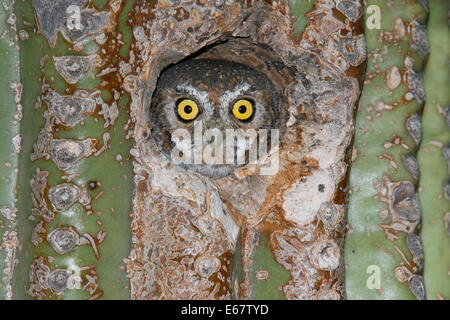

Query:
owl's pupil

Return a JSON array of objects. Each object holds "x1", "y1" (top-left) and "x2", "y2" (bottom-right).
[
  {"x1": 184, "y1": 105, "x2": 192, "y2": 114},
  {"x1": 238, "y1": 105, "x2": 247, "y2": 114}
]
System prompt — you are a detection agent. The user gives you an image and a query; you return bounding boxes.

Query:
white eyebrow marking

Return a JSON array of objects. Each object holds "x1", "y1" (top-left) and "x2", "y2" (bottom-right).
[
  {"x1": 176, "y1": 83, "x2": 209, "y2": 102},
  {"x1": 221, "y1": 82, "x2": 252, "y2": 105}
]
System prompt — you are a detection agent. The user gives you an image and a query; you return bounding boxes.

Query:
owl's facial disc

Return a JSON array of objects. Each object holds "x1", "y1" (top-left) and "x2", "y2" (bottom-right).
[{"x1": 149, "y1": 58, "x2": 285, "y2": 179}]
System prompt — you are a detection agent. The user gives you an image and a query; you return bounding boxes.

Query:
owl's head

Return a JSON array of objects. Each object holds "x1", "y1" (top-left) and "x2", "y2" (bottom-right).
[{"x1": 149, "y1": 58, "x2": 285, "y2": 179}]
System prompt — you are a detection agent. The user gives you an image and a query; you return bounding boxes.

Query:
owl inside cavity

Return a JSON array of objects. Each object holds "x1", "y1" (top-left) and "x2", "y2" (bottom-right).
[{"x1": 149, "y1": 58, "x2": 284, "y2": 179}]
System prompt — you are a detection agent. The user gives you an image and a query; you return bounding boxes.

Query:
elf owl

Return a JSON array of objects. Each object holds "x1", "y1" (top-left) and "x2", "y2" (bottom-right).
[{"x1": 149, "y1": 58, "x2": 286, "y2": 179}]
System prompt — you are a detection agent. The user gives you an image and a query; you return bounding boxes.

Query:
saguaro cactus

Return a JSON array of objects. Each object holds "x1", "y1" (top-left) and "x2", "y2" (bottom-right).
[
  {"x1": 344, "y1": 0, "x2": 428, "y2": 300},
  {"x1": 4, "y1": 0, "x2": 135, "y2": 299},
  {"x1": 0, "y1": 0, "x2": 448, "y2": 300},
  {"x1": 231, "y1": 0, "x2": 366, "y2": 300},
  {"x1": 418, "y1": 0, "x2": 450, "y2": 300}
]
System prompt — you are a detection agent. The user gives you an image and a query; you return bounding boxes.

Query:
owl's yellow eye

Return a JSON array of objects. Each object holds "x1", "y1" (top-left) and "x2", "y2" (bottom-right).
[
  {"x1": 177, "y1": 99, "x2": 199, "y2": 121},
  {"x1": 232, "y1": 99, "x2": 253, "y2": 121}
]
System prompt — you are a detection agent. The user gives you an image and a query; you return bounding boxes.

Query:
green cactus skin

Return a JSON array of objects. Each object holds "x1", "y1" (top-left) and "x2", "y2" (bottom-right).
[
  {"x1": 344, "y1": 0, "x2": 428, "y2": 300},
  {"x1": 6, "y1": 0, "x2": 134, "y2": 299},
  {"x1": 232, "y1": 229, "x2": 291, "y2": 300},
  {"x1": 0, "y1": 0, "x2": 21, "y2": 300},
  {"x1": 289, "y1": 0, "x2": 315, "y2": 37},
  {"x1": 418, "y1": 0, "x2": 450, "y2": 301}
]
